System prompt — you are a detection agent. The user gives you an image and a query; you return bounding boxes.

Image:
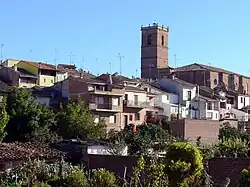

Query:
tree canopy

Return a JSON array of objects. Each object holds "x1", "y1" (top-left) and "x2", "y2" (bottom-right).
[
  {"x1": 56, "y1": 101, "x2": 106, "y2": 140},
  {"x1": 4, "y1": 88, "x2": 57, "y2": 142}
]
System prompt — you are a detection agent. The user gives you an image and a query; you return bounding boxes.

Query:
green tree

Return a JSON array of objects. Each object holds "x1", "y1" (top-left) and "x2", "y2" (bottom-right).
[
  {"x1": 166, "y1": 142, "x2": 204, "y2": 187},
  {"x1": 0, "y1": 97, "x2": 9, "y2": 142},
  {"x1": 109, "y1": 124, "x2": 175, "y2": 156},
  {"x1": 5, "y1": 88, "x2": 57, "y2": 142},
  {"x1": 56, "y1": 102, "x2": 106, "y2": 140}
]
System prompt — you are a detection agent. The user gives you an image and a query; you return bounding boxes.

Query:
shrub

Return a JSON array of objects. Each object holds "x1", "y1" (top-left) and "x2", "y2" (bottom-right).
[
  {"x1": 64, "y1": 169, "x2": 87, "y2": 187},
  {"x1": 90, "y1": 168, "x2": 118, "y2": 187},
  {"x1": 166, "y1": 142, "x2": 204, "y2": 187}
]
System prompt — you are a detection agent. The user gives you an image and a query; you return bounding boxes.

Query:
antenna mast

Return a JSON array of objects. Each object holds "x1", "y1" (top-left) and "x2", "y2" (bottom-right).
[
  {"x1": 69, "y1": 52, "x2": 72, "y2": 65},
  {"x1": 174, "y1": 54, "x2": 180, "y2": 77},
  {"x1": 81, "y1": 56, "x2": 84, "y2": 69},
  {"x1": 54, "y1": 49, "x2": 57, "y2": 67},
  {"x1": 117, "y1": 53, "x2": 124, "y2": 76},
  {"x1": 109, "y1": 62, "x2": 112, "y2": 74},
  {"x1": 0, "y1": 44, "x2": 4, "y2": 64}
]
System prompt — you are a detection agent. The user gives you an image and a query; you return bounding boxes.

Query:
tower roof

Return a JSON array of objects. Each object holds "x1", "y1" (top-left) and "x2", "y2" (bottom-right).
[{"x1": 141, "y1": 23, "x2": 169, "y2": 32}]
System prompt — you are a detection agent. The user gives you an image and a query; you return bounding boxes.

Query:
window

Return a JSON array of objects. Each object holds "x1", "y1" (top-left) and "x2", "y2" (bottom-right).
[
  {"x1": 134, "y1": 95, "x2": 138, "y2": 105},
  {"x1": 144, "y1": 87, "x2": 148, "y2": 92},
  {"x1": 95, "y1": 96, "x2": 104, "y2": 104},
  {"x1": 187, "y1": 91, "x2": 191, "y2": 100},
  {"x1": 114, "y1": 115, "x2": 117, "y2": 123},
  {"x1": 125, "y1": 94, "x2": 128, "y2": 100},
  {"x1": 147, "y1": 35, "x2": 152, "y2": 45},
  {"x1": 241, "y1": 97, "x2": 243, "y2": 103},
  {"x1": 51, "y1": 79, "x2": 53, "y2": 83},
  {"x1": 135, "y1": 113, "x2": 140, "y2": 120},
  {"x1": 161, "y1": 35, "x2": 164, "y2": 45},
  {"x1": 207, "y1": 102, "x2": 212, "y2": 110},
  {"x1": 44, "y1": 78, "x2": 46, "y2": 82},
  {"x1": 214, "y1": 79, "x2": 217, "y2": 86},
  {"x1": 129, "y1": 115, "x2": 133, "y2": 121}
]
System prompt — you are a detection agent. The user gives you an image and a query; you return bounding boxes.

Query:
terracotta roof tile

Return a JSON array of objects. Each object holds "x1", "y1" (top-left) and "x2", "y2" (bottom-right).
[
  {"x1": 0, "y1": 142, "x2": 65, "y2": 161},
  {"x1": 20, "y1": 60, "x2": 55, "y2": 71}
]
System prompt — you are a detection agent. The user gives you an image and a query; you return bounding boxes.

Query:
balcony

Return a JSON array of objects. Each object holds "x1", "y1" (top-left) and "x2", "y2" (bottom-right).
[
  {"x1": 89, "y1": 102, "x2": 121, "y2": 112},
  {"x1": 89, "y1": 88, "x2": 124, "y2": 96},
  {"x1": 123, "y1": 100, "x2": 149, "y2": 108}
]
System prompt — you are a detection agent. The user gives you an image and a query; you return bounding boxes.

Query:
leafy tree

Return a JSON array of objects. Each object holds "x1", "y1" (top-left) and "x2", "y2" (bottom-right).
[
  {"x1": 0, "y1": 97, "x2": 9, "y2": 142},
  {"x1": 166, "y1": 142, "x2": 204, "y2": 187},
  {"x1": 56, "y1": 102, "x2": 106, "y2": 140},
  {"x1": 108, "y1": 124, "x2": 175, "y2": 156},
  {"x1": 219, "y1": 123, "x2": 250, "y2": 142},
  {"x1": 5, "y1": 88, "x2": 57, "y2": 142}
]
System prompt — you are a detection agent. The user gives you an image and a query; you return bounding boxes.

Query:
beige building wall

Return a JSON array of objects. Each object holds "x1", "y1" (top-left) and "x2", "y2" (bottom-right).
[{"x1": 2, "y1": 59, "x2": 20, "y2": 67}]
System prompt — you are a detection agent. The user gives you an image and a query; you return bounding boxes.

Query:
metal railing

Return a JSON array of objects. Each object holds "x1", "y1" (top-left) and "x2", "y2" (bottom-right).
[
  {"x1": 123, "y1": 100, "x2": 150, "y2": 108},
  {"x1": 89, "y1": 102, "x2": 120, "y2": 111}
]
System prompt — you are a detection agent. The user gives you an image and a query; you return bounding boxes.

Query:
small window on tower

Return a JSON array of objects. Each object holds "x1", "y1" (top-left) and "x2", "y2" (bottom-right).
[
  {"x1": 147, "y1": 35, "x2": 152, "y2": 45},
  {"x1": 161, "y1": 35, "x2": 164, "y2": 45}
]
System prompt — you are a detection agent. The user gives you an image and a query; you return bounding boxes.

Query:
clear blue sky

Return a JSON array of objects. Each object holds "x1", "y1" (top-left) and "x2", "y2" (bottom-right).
[{"x1": 1, "y1": 0, "x2": 250, "y2": 77}]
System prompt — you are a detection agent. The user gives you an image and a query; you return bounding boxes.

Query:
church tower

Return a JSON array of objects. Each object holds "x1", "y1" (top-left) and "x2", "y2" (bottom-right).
[{"x1": 141, "y1": 23, "x2": 169, "y2": 80}]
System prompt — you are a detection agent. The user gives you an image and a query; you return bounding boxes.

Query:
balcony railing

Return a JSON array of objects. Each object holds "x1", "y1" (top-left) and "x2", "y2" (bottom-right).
[
  {"x1": 89, "y1": 102, "x2": 121, "y2": 111},
  {"x1": 124, "y1": 100, "x2": 150, "y2": 108}
]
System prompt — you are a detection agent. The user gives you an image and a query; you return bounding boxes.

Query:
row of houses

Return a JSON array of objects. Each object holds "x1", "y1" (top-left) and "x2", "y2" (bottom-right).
[{"x1": 0, "y1": 59, "x2": 249, "y2": 131}]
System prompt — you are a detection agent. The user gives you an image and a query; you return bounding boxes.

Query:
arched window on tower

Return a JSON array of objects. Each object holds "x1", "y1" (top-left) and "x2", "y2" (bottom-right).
[
  {"x1": 161, "y1": 35, "x2": 164, "y2": 45},
  {"x1": 147, "y1": 35, "x2": 152, "y2": 45}
]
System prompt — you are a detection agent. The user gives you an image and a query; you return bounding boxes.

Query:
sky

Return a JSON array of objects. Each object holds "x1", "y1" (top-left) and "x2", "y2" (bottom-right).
[{"x1": 1, "y1": 0, "x2": 250, "y2": 78}]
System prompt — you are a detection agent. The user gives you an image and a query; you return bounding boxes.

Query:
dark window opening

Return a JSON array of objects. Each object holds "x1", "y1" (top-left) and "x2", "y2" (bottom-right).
[
  {"x1": 187, "y1": 91, "x2": 191, "y2": 100},
  {"x1": 135, "y1": 113, "x2": 140, "y2": 120},
  {"x1": 129, "y1": 115, "x2": 133, "y2": 121},
  {"x1": 214, "y1": 79, "x2": 217, "y2": 85},
  {"x1": 147, "y1": 35, "x2": 152, "y2": 45},
  {"x1": 161, "y1": 35, "x2": 164, "y2": 45},
  {"x1": 207, "y1": 102, "x2": 212, "y2": 110},
  {"x1": 241, "y1": 97, "x2": 243, "y2": 103}
]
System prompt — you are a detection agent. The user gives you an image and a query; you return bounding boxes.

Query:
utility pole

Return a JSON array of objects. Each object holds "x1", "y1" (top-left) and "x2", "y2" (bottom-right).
[
  {"x1": 0, "y1": 44, "x2": 4, "y2": 64},
  {"x1": 117, "y1": 53, "x2": 124, "y2": 76}
]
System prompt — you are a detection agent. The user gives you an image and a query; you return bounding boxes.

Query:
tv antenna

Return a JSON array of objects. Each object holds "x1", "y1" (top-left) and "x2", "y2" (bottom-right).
[
  {"x1": 0, "y1": 44, "x2": 3, "y2": 63},
  {"x1": 117, "y1": 53, "x2": 124, "y2": 76},
  {"x1": 81, "y1": 56, "x2": 84, "y2": 69},
  {"x1": 136, "y1": 69, "x2": 138, "y2": 78},
  {"x1": 54, "y1": 49, "x2": 57, "y2": 67},
  {"x1": 69, "y1": 52, "x2": 73, "y2": 65}
]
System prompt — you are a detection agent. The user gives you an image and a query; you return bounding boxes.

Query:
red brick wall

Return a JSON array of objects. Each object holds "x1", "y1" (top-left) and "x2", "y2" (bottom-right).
[
  {"x1": 208, "y1": 158, "x2": 250, "y2": 187},
  {"x1": 169, "y1": 119, "x2": 220, "y2": 144},
  {"x1": 86, "y1": 155, "x2": 250, "y2": 187}
]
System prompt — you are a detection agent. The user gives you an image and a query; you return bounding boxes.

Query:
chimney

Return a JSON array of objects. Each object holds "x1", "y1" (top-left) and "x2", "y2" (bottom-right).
[
  {"x1": 109, "y1": 74, "x2": 113, "y2": 84},
  {"x1": 14, "y1": 64, "x2": 17, "y2": 71},
  {"x1": 172, "y1": 73, "x2": 176, "y2": 80}
]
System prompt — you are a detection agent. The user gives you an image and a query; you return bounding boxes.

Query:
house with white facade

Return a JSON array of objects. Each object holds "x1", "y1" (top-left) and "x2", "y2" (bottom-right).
[
  {"x1": 153, "y1": 78, "x2": 197, "y2": 119},
  {"x1": 135, "y1": 82, "x2": 179, "y2": 120},
  {"x1": 153, "y1": 78, "x2": 220, "y2": 120},
  {"x1": 237, "y1": 94, "x2": 250, "y2": 110}
]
